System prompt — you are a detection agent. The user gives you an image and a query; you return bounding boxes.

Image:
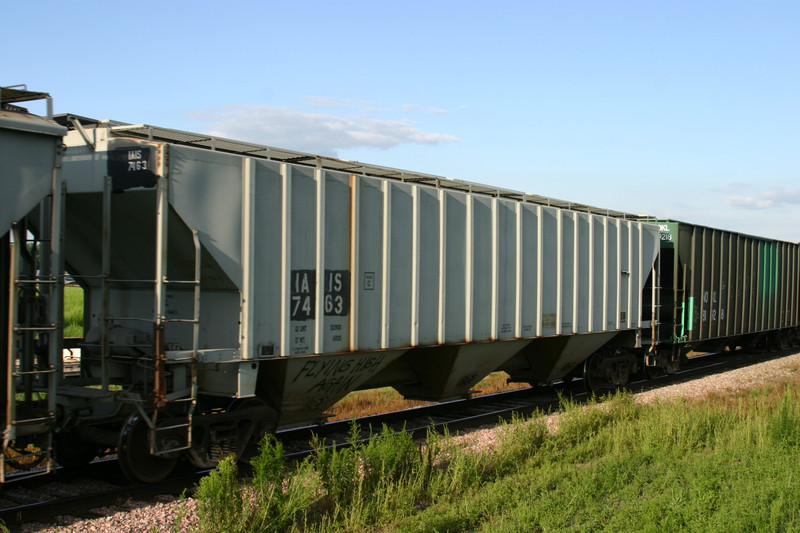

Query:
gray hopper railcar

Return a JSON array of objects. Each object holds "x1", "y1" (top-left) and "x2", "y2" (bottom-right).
[
  {"x1": 49, "y1": 116, "x2": 661, "y2": 482},
  {"x1": 1, "y1": 95, "x2": 663, "y2": 482}
]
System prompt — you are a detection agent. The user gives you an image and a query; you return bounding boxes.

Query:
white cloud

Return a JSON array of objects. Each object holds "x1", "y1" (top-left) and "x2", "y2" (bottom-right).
[
  {"x1": 303, "y1": 96, "x2": 359, "y2": 109},
  {"x1": 725, "y1": 196, "x2": 776, "y2": 209},
  {"x1": 189, "y1": 105, "x2": 457, "y2": 156},
  {"x1": 725, "y1": 188, "x2": 800, "y2": 209},
  {"x1": 402, "y1": 104, "x2": 450, "y2": 115}
]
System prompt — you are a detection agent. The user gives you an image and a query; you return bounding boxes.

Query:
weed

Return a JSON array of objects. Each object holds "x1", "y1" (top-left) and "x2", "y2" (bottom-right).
[
  {"x1": 193, "y1": 379, "x2": 800, "y2": 532},
  {"x1": 194, "y1": 455, "x2": 244, "y2": 532},
  {"x1": 768, "y1": 387, "x2": 800, "y2": 447}
]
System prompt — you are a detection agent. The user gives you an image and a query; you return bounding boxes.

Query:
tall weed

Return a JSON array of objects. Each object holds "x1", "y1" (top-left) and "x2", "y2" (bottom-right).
[
  {"x1": 195, "y1": 435, "x2": 320, "y2": 533},
  {"x1": 194, "y1": 455, "x2": 244, "y2": 533},
  {"x1": 493, "y1": 411, "x2": 548, "y2": 469},
  {"x1": 768, "y1": 387, "x2": 800, "y2": 447}
]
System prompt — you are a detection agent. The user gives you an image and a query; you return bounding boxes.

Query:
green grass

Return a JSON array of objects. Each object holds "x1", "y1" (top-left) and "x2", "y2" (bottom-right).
[
  {"x1": 63, "y1": 285, "x2": 83, "y2": 338},
  {"x1": 191, "y1": 377, "x2": 800, "y2": 533}
]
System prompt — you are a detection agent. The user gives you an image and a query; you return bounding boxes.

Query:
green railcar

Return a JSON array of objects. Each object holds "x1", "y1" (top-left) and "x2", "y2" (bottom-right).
[{"x1": 649, "y1": 220, "x2": 800, "y2": 368}]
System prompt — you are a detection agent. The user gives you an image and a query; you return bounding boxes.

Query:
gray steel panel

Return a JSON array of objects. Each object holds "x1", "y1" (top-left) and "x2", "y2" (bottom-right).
[
  {"x1": 591, "y1": 215, "x2": 606, "y2": 332},
  {"x1": 470, "y1": 195, "x2": 493, "y2": 341},
  {"x1": 169, "y1": 146, "x2": 244, "y2": 289},
  {"x1": 619, "y1": 220, "x2": 631, "y2": 329},
  {"x1": 355, "y1": 177, "x2": 383, "y2": 350},
  {"x1": 252, "y1": 160, "x2": 283, "y2": 356},
  {"x1": 0, "y1": 123, "x2": 62, "y2": 234},
  {"x1": 560, "y1": 211, "x2": 575, "y2": 334},
  {"x1": 540, "y1": 206, "x2": 558, "y2": 337},
  {"x1": 495, "y1": 199, "x2": 517, "y2": 340},
  {"x1": 318, "y1": 171, "x2": 351, "y2": 354},
  {"x1": 443, "y1": 191, "x2": 467, "y2": 343},
  {"x1": 518, "y1": 204, "x2": 539, "y2": 338},
  {"x1": 416, "y1": 187, "x2": 441, "y2": 345},
  {"x1": 576, "y1": 213, "x2": 591, "y2": 333},
  {"x1": 286, "y1": 166, "x2": 317, "y2": 356},
  {"x1": 386, "y1": 182, "x2": 413, "y2": 347},
  {"x1": 605, "y1": 218, "x2": 619, "y2": 330}
]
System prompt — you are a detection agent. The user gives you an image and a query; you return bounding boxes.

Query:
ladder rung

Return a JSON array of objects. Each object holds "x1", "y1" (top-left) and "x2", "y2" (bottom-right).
[
  {"x1": 163, "y1": 319, "x2": 199, "y2": 324},
  {"x1": 155, "y1": 444, "x2": 191, "y2": 454},
  {"x1": 15, "y1": 279, "x2": 58, "y2": 285},
  {"x1": 12, "y1": 416, "x2": 55, "y2": 425},
  {"x1": 82, "y1": 342, "x2": 151, "y2": 348},
  {"x1": 12, "y1": 368, "x2": 55, "y2": 377},
  {"x1": 164, "y1": 397, "x2": 196, "y2": 404},
  {"x1": 156, "y1": 422, "x2": 191, "y2": 431},
  {"x1": 14, "y1": 325, "x2": 56, "y2": 332},
  {"x1": 163, "y1": 279, "x2": 200, "y2": 285}
]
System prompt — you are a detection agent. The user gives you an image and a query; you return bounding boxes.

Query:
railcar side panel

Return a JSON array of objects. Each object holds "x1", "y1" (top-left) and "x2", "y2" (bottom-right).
[
  {"x1": 655, "y1": 221, "x2": 800, "y2": 351},
  {"x1": 576, "y1": 213, "x2": 591, "y2": 334},
  {"x1": 416, "y1": 187, "x2": 441, "y2": 346}
]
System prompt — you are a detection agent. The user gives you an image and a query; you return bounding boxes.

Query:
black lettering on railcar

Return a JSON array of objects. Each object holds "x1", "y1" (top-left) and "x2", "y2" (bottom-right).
[
  {"x1": 290, "y1": 353, "x2": 388, "y2": 393},
  {"x1": 107, "y1": 140, "x2": 158, "y2": 192},
  {"x1": 290, "y1": 270, "x2": 315, "y2": 321},
  {"x1": 324, "y1": 270, "x2": 350, "y2": 316}
]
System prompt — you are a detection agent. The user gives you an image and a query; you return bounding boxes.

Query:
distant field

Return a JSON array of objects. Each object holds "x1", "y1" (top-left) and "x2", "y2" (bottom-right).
[
  {"x1": 64, "y1": 285, "x2": 83, "y2": 338},
  {"x1": 327, "y1": 371, "x2": 528, "y2": 421}
]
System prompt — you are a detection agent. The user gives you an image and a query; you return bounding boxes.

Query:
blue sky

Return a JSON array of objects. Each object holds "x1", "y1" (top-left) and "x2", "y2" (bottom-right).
[{"x1": 5, "y1": 1, "x2": 798, "y2": 240}]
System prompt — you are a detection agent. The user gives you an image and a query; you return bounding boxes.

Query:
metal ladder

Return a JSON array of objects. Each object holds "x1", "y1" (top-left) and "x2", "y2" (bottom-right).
[
  {"x1": 2, "y1": 215, "x2": 62, "y2": 481},
  {"x1": 671, "y1": 264, "x2": 689, "y2": 344},
  {"x1": 92, "y1": 173, "x2": 200, "y2": 458},
  {"x1": 146, "y1": 173, "x2": 200, "y2": 457}
]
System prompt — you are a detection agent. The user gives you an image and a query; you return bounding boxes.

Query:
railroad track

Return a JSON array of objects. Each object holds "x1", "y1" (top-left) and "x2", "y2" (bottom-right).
[
  {"x1": 0, "y1": 461, "x2": 209, "y2": 528},
  {"x1": 2, "y1": 348, "x2": 794, "y2": 529},
  {"x1": 277, "y1": 347, "x2": 789, "y2": 458}
]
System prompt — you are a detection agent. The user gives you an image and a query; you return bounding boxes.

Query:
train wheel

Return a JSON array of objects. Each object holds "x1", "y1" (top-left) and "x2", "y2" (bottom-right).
[
  {"x1": 583, "y1": 355, "x2": 607, "y2": 394},
  {"x1": 118, "y1": 412, "x2": 178, "y2": 483}
]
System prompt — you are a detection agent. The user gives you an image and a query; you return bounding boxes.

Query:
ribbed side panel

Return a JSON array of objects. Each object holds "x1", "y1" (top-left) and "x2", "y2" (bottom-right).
[{"x1": 167, "y1": 146, "x2": 661, "y2": 357}]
